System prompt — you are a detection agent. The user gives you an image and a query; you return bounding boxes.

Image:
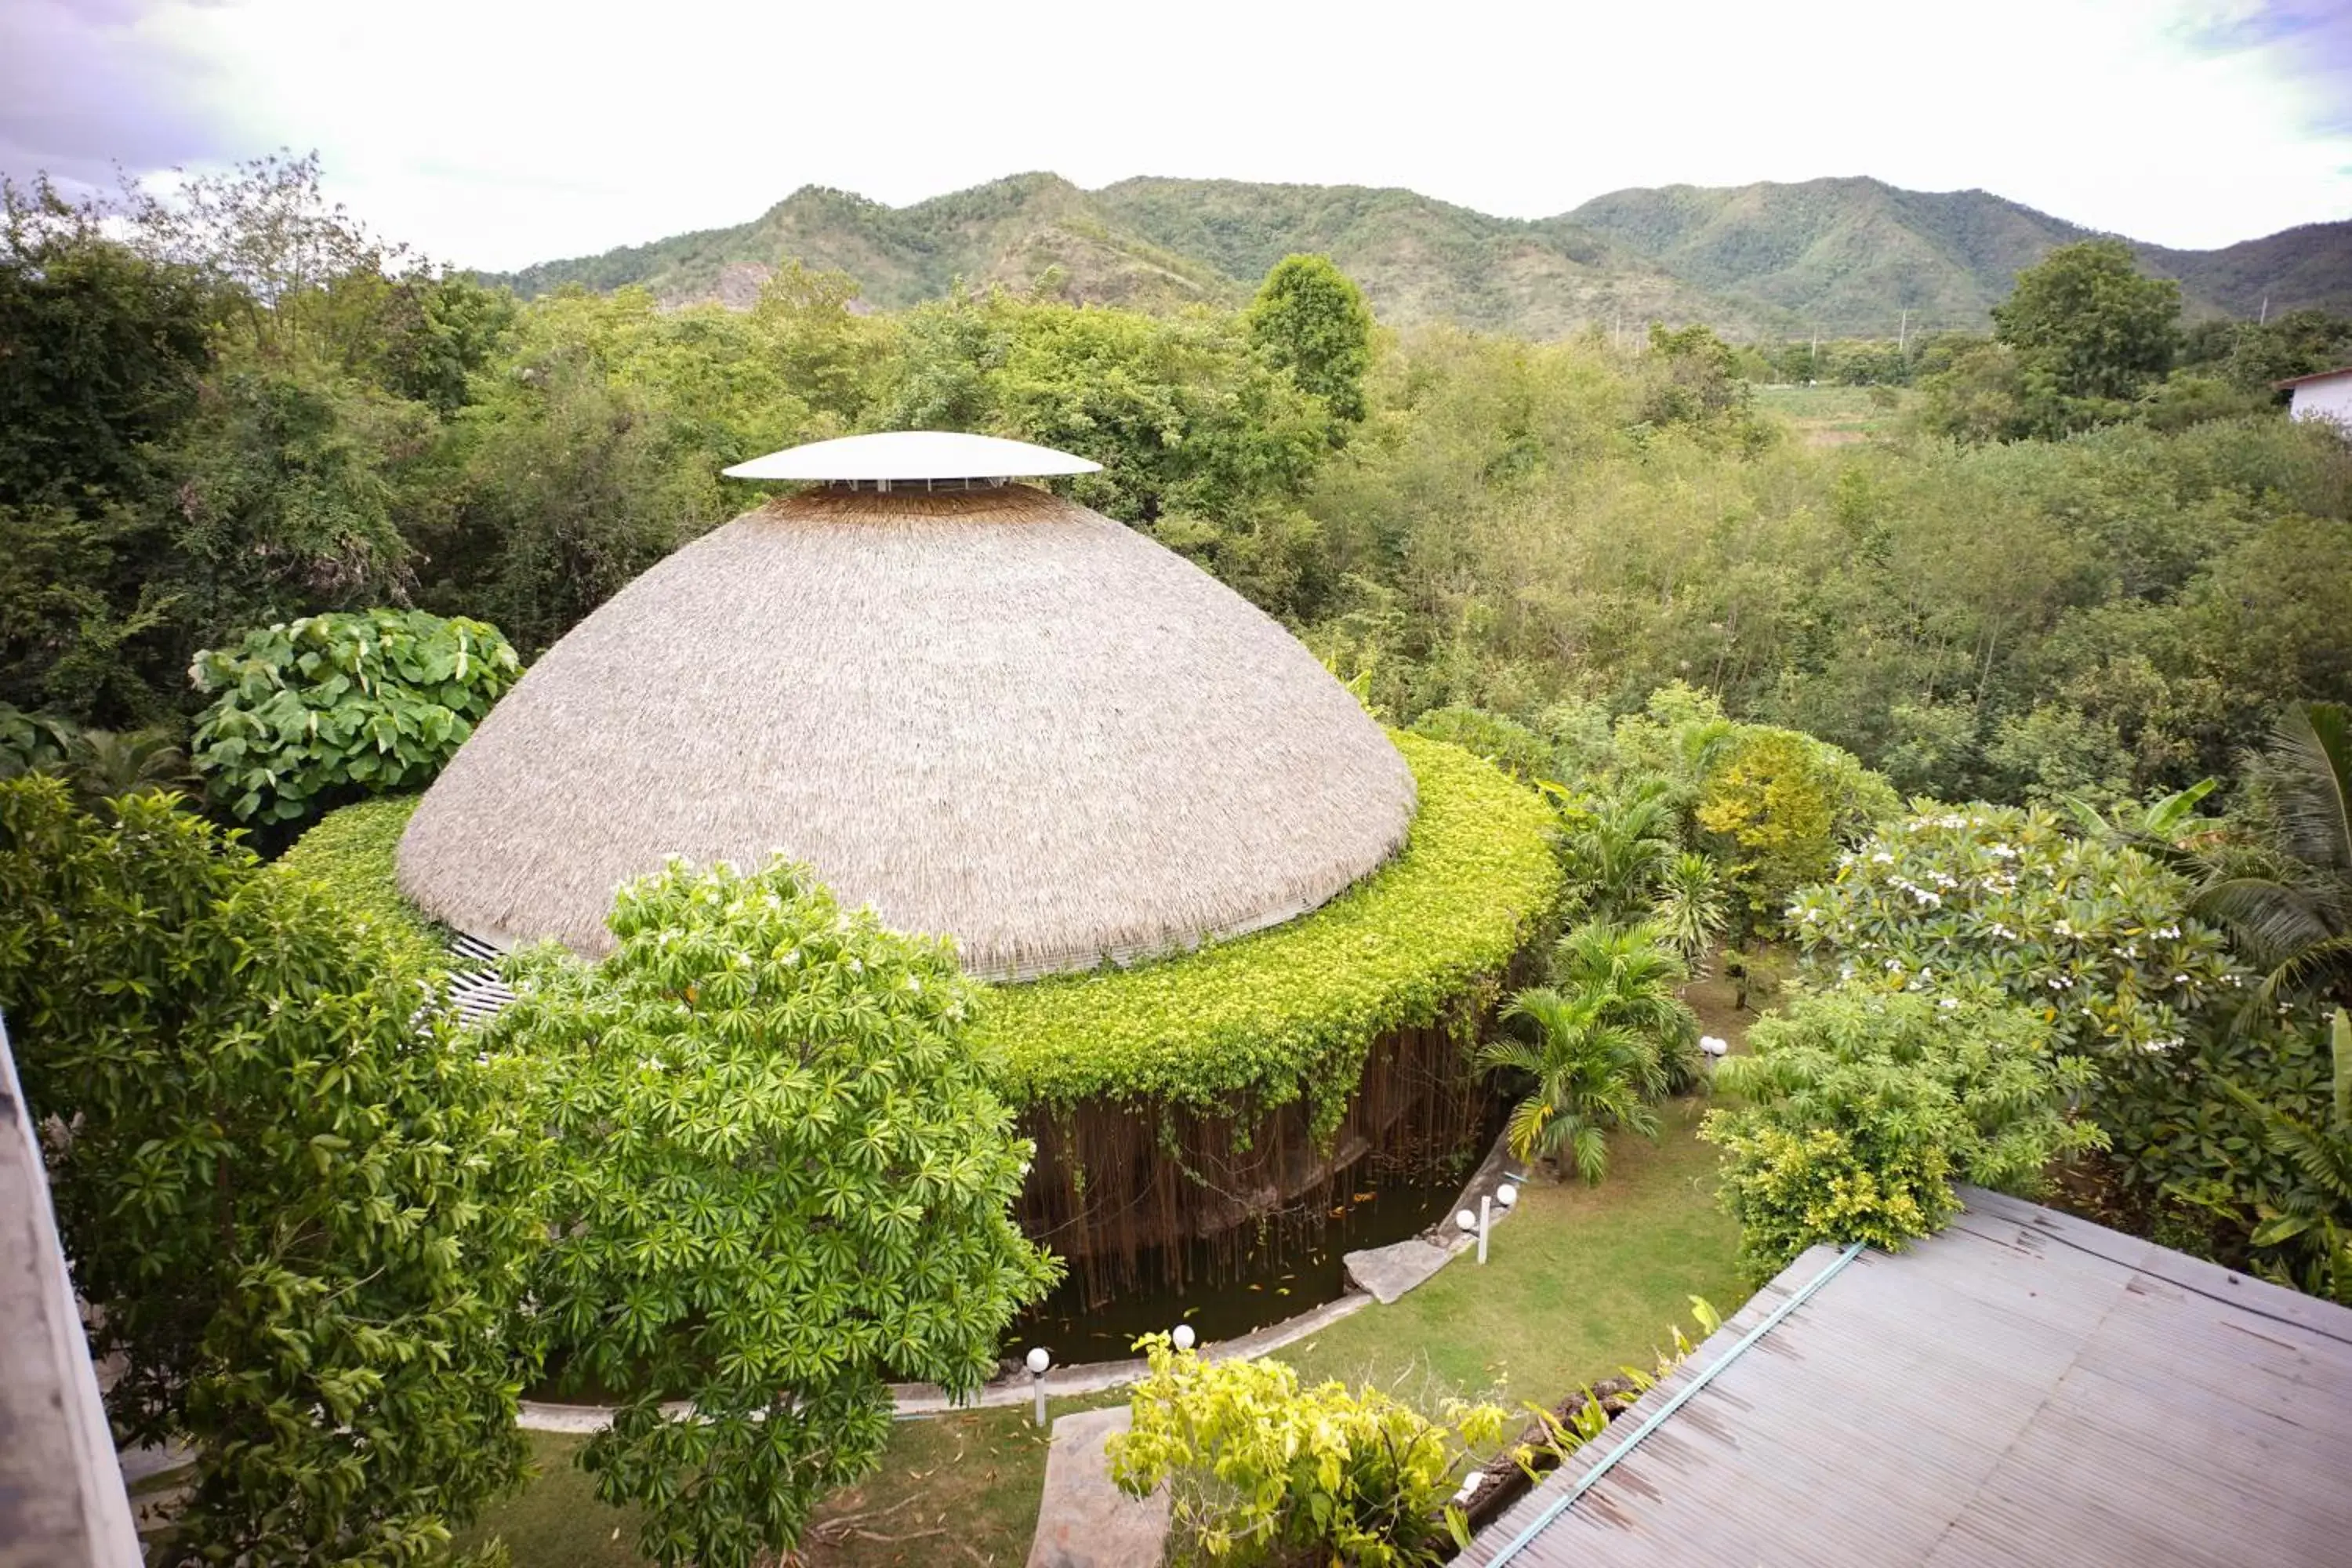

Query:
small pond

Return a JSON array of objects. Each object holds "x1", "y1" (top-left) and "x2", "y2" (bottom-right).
[{"x1": 1007, "y1": 1119, "x2": 1500, "y2": 1363}]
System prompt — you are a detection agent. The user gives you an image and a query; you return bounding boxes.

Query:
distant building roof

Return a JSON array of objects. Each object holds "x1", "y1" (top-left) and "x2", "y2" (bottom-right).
[
  {"x1": 2274, "y1": 364, "x2": 2352, "y2": 390},
  {"x1": 1462, "y1": 1187, "x2": 2352, "y2": 1568},
  {"x1": 720, "y1": 430, "x2": 1102, "y2": 482}
]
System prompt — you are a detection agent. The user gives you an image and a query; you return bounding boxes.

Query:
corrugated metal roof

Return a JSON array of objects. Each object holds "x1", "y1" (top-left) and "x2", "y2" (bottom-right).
[{"x1": 1461, "y1": 1187, "x2": 2352, "y2": 1567}]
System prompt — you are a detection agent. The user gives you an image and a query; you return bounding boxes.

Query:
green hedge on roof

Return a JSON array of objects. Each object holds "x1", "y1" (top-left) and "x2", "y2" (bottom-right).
[
  {"x1": 286, "y1": 733, "x2": 1562, "y2": 1127},
  {"x1": 973, "y1": 732, "x2": 1563, "y2": 1128},
  {"x1": 274, "y1": 793, "x2": 448, "y2": 978}
]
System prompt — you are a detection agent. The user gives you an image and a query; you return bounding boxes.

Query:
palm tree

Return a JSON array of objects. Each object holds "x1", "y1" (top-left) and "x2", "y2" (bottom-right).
[
  {"x1": 2198, "y1": 703, "x2": 2352, "y2": 1012},
  {"x1": 1552, "y1": 779, "x2": 1679, "y2": 924},
  {"x1": 1552, "y1": 919, "x2": 1700, "y2": 1091},
  {"x1": 1648, "y1": 851, "x2": 1729, "y2": 974},
  {"x1": 2227, "y1": 1009, "x2": 2352, "y2": 1304},
  {"x1": 1481, "y1": 989, "x2": 1661, "y2": 1183},
  {"x1": 67, "y1": 726, "x2": 193, "y2": 803}
]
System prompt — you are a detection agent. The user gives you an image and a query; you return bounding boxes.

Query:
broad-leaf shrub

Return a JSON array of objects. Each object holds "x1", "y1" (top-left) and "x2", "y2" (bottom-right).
[
  {"x1": 978, "y1": 733, "x2": 1562, "y2": 1129},
  {"x1": 1788, "y1": 802, "x2": 2244, "y2": 1058},
  {"x1": 191, "y1": 608, "x2": 519, "y2": 822},
  {"x1": 1109, "y1": 1336, "x2": 1506, "y2": 1567},
  {"x1": 489, "y1": 855, "x2": 1059, "y2": 1568},
  {"x1": 1703, "y1": 984, "x2": 2102, "y2": 1279},
  {"x1": 0, "y1": 777, "x2": 539, "y2": 1566}
]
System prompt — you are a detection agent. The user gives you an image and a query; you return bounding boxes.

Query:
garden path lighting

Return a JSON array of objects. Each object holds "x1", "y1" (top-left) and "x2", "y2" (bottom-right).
[
  {"x1": 1495, "y1": 1181, "x2": 1519, "y2": 1210},
  {"x1": 1479, "y1": 1195, "x2": 1494, "y2": 1264},
  {"x1": 1171, "y1": 1324, "x2": 1197, "y2": 1352},
  {"x1": 1025, "y1": 1346, "x2": 1051, "y2": 1428}
]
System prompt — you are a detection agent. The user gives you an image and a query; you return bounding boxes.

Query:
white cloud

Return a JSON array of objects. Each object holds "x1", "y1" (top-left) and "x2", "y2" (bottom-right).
[{"x1": 9, "y1": 0, "x2": 2348, "y2": 269}]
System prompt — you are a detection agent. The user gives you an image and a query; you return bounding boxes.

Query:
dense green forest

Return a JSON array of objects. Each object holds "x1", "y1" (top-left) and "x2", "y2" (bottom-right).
[
  {"x1": 490, "y1": 169, "x2": 2352, "y2": 337},
  {"x1": 8, "y1": 157, "x2": 2347, "y2": 821}
]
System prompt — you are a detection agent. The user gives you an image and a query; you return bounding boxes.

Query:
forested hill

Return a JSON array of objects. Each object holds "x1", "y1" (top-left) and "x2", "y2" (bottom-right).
[{"x1": 485, "y1": 172, "x2": 2352, "y2": 339}]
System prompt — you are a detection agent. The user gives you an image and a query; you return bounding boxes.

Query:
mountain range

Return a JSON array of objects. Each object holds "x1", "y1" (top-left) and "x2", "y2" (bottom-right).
[{"x1": 486, "y1": 172, "x2": 2352, "y2": 341}]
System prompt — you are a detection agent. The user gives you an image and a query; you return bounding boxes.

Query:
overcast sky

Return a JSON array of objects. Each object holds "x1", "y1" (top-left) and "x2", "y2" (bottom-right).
[{"x1": 5, "y1": 0, "x2": 2348, "y2": 271}]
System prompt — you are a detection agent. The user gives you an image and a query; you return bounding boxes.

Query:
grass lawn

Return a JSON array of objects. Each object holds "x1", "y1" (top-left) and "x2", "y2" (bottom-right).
[
  {"x1": 1754, "y1": 383, "x2": 1906, "y2": 446},
  {"x1": 1272, "y1": 1096, "x2": 1745, "y2": 1409},
  {"x1": 466, "y1": 1397, "x2": 1116, "y2": 1568}
]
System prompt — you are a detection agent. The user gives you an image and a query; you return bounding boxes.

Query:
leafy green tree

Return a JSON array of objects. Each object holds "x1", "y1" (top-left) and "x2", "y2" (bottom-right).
[
  {"x1": 0, "y1": 178, "x2": 226, "y2": 722},
  {"x1": 419, "y1": 349, "x2": 710, "y2": 655},
  {"x1": 0, "y1": 176, "x2": 223, "y2": 509},
  {"x1": 190, "y1": 608, "x2": 521, "y2": 824},
  {"x1": 1696, "y1": 727, "x2": 1896, "y2": 932},
  {"x1": 750, "y1": 258, "x2": 891, "y2": 427},
  {"x1": 1109, "y1": 1336, "x2": 1505, "y2": 1567},
  {"x1": 1247, "y1": 253, "x2": 1374, "y2": 423},
  {"x1": 376, "y1": 274, "x2": 516, "y2": 416},
  {"x1": 0, "y1": 777, "x2": 540, "y2": 1565},
  {"x1": 1638, "y1": 322, "x2": 1756, "y2": 436},
  {"x1": 1482, "y1": 987, "x2": 1663, "y2": 1182},
  {"x1": 1991, "y1": 239, "x2": 2180, "y2": 430},
  {"x1": 1704, "y1": 984, "x2": 2102, "y2": 1279},
  {"x1": 495, "y1": 855, "x2": 1058, "y2": 1568},
  {"x1": 1909, "y1": 339, "x2": 2039, "y2": 442}
]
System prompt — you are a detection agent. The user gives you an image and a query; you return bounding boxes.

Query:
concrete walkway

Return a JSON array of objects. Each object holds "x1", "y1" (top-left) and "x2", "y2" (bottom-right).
[
  {"x1": 516, "y1": 1289, "x2": 1374, "y2": 1432},
  {"x1": 1025, "y1": 1407, "x2": 1168, "y2": 1568}
]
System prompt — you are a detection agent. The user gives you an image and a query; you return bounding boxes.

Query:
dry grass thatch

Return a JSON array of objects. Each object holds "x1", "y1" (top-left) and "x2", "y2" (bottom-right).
[{"x1": 396, "y1": 484, "x2": 1416, "y2": 980}]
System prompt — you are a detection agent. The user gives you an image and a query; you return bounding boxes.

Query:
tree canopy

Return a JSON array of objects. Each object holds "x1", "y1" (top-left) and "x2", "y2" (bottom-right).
[
  {"x1": 1248, "y1": 252, "x2": 1375, "y2": 423},
  {"x1": 490, "y1": 855, "x2": 1059, "y2": 1568},
  {"x1": 1990, "y1": 238, "x2": 2182, "y2": 430},
  {"x1": 0, "y1": 776, "x2": 540, "y2": 1566}
]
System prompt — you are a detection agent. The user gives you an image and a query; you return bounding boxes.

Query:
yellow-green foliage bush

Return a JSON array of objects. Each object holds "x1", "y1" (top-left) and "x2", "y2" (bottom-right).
[
  {"x1": 1109, "y1": 1334, "x2": 1505, "y2": 1567},
  {"x1": 975, "y1": 732, "x2": 1563, "y2": 1127},
  {"x1": 1704, "y1": 983, "x2": 2102, "y2": 1280}
]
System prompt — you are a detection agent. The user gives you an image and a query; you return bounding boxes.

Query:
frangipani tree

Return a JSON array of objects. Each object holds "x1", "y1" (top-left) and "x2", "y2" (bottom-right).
[
  {"x1": 490, "y1": 855, "x2": 1059, "y2": 1568},
  {"x1": 1788, "y1": 802, "x2": 2244, "y2": 1058}
]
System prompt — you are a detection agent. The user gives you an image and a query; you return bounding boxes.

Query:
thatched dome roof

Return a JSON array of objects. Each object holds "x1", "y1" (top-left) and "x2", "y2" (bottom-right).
[{"x1": 395, "y1": 481, "x2": 1416, "y2": 979}]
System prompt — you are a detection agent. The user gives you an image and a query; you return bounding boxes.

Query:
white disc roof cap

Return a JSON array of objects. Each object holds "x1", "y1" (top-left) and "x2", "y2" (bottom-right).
[{"x1": 722, "y1": 430, "x2": 1102, "y2": 482}]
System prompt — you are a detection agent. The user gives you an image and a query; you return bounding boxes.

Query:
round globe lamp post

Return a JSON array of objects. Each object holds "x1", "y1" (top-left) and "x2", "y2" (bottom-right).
[{"x1": 1025, "y1": 1346, "x2": 1051, "y2": 1428}]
